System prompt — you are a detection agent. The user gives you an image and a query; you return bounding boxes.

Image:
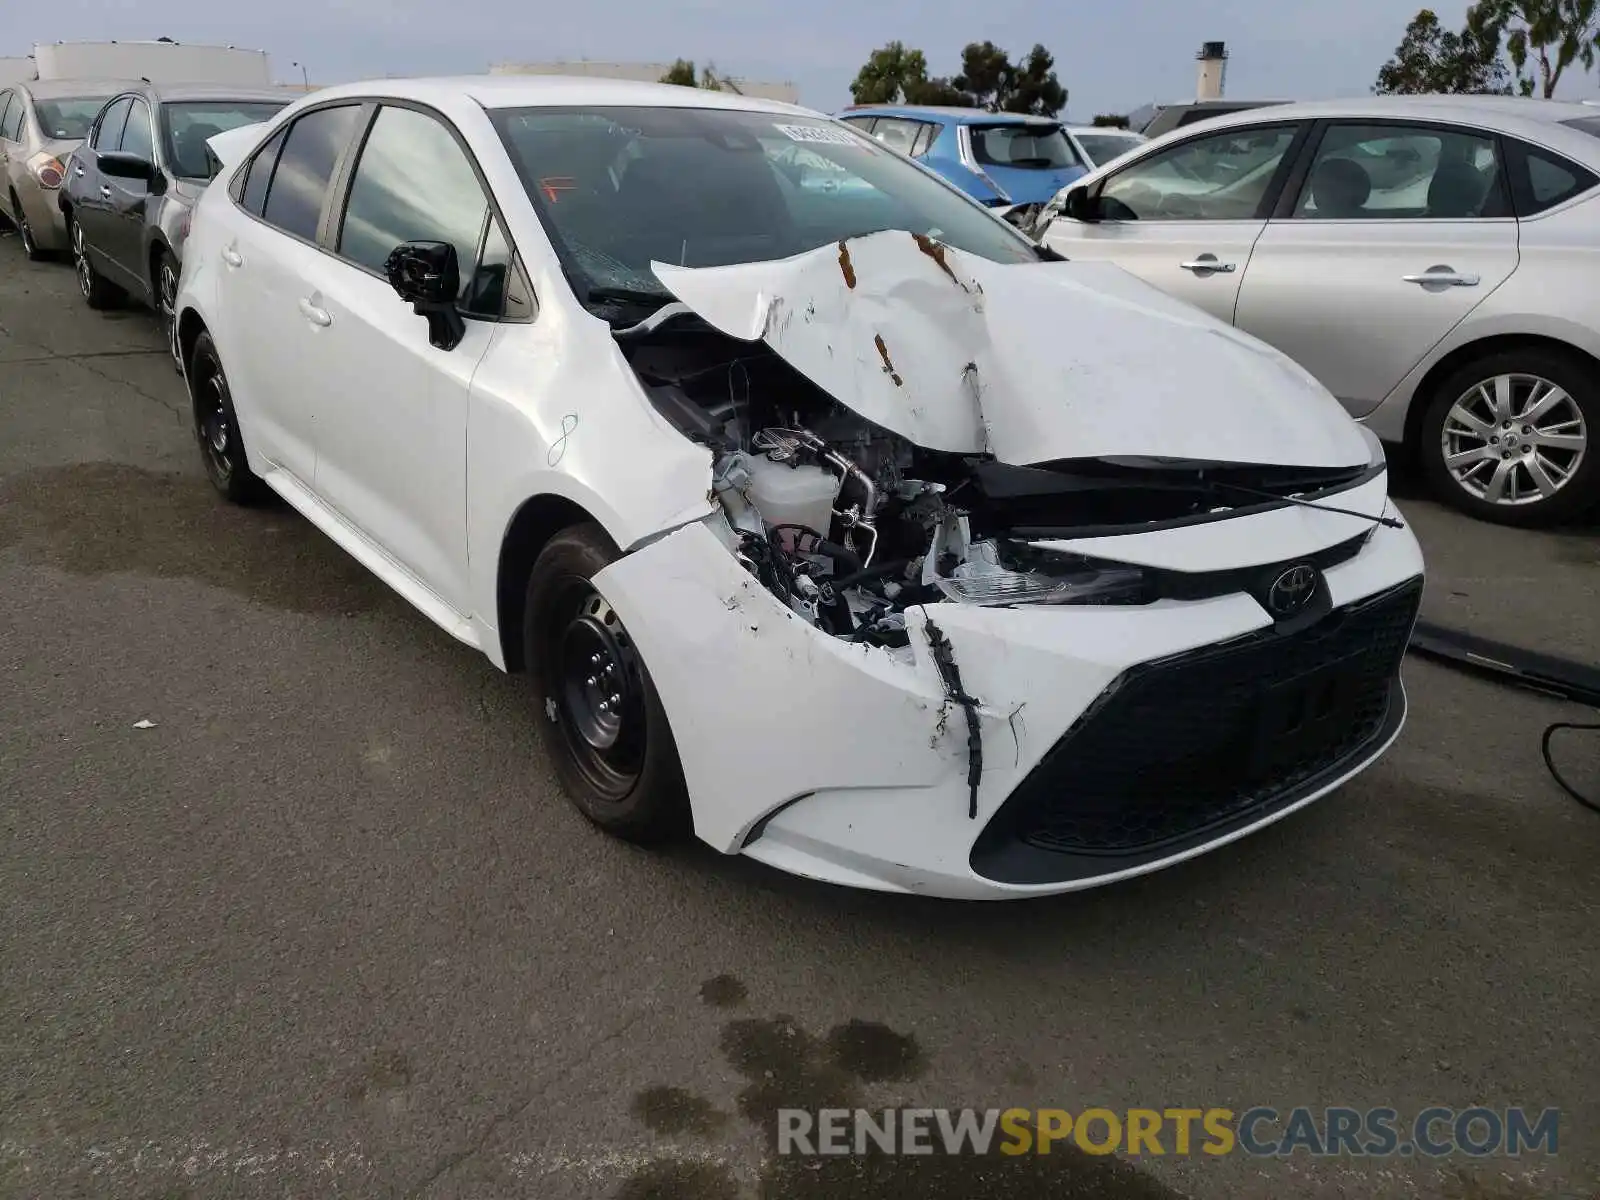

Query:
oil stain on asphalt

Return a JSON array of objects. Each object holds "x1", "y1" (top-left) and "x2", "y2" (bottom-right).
[
  {"x1": 617, "y1": 979, "x2": 1183, "y2": 1200},
  {"x1": 0, "y1": 463, "x2": 386, "y2": 615}
]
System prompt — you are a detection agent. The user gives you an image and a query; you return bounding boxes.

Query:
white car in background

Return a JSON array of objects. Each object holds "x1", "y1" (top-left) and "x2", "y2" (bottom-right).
[
  {"x1": 1063, "y1": 124, "x2": 1147, "y2": 169},
  {"x1": 1035, "y1": 96, "x2": 1600, "y2": 527},
  {"x1": 176, "y1": 77, "x2": 1423, "y2": 899}
]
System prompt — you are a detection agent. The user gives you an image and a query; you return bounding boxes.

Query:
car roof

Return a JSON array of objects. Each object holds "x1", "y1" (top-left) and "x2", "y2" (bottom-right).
[
  {"x1": 1134, "y1": 93, "x2": 1600, "y2": 163},
  {"x1": 14, "y1": 78, "x2": 145, "y2": 100},
  {"x1": 1064, "y1": 125, "x2": 1144, "y2": 136},
  {"x1": 138, "y1": 83, "x2": 295, "y2": 104},
  {"x1": 301, "y1": 74, "x2": 817, "y2": 118},
  {"x1": 838, "y1": 104, "x2": 1059, "y2": 126}
]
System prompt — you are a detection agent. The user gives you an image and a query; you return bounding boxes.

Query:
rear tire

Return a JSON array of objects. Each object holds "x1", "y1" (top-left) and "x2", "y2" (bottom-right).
[
  {"x1": 1419, "y1": 346, "x2": 1598, "y2": 527},
  {"x1": 188, "y1": 330, "x2": 267, "y2": 505},
  {"x1": 69, "y1": 213, "x2": 124, "y2": 310},
  {"x1": 523, "y1": 523, "x2": 690, "y2": 843}
]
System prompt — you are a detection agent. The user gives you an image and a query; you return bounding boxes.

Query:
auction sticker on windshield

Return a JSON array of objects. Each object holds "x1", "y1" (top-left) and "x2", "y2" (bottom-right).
[{"x1": 774, "y1": 123, "x2": 859, "y2": 146}]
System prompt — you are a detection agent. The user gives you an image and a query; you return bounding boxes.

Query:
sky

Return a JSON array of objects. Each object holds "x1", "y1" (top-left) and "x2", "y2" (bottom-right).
[{"x1": 14, "y1": 0, "x2": 1600, "y2": 118}]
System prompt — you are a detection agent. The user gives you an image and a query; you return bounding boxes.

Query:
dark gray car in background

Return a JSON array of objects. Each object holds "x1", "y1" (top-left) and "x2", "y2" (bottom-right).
[{"x1": 60, "y1": 83, "x2": 288, "y2": 367}]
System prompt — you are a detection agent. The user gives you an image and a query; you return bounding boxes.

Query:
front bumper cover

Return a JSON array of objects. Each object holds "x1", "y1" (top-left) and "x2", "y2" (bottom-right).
[{"x1": 593, "y1": 512, "x2": 1425, "y2": 900}]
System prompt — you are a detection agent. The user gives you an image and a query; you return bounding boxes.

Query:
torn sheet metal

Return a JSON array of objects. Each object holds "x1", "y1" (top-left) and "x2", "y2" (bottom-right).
[{"x1": 651, "y1": 230, "x2": 1371, "y2": 470}]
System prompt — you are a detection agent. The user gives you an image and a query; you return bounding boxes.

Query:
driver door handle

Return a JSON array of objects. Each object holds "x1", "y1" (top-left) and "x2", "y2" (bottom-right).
[
  {"x1": 221, "y1": 247, "x2": 243, "y2": 267},
  {"x1": 74, "y1": 165, "x2": 85, "y2": 177},
  {"x1": 1180, "y1": 257, "x2": 1236, "y2": 273},
  {"x1": 99, "y1": 186, "x2": 111, "y2": 198},
  {"x1": 297, "y1": 298, "x2": 332, "y2": 327}
]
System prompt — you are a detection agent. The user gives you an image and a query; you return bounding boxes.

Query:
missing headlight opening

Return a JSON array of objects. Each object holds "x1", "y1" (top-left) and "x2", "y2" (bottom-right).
[{"x1": 618, "y1": 304, "x2": 1378, "y2": 654}]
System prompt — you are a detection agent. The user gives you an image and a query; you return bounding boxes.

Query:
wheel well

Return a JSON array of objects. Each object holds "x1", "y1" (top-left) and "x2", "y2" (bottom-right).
[
  {"x1": 176, "y1": 309, "x2": 208, "y2": 379},
  {"x1": 1403, "y1": 334, "x2": 1600, "y2": 452},
  {"x1": 148, "y1": 239, "x2": 169, "y2": 292},
  {"x1": 497, "y1": 494, "x2": 593, "y2": 672}
]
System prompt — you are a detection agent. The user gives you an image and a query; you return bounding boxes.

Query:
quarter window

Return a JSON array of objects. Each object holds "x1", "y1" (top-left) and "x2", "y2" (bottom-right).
[
  {"x1": 336, "y1": 104, "x2": 489, "y2": 298},
  {"x1": 94, "y1": 98, "x2": 133, "y2": 151},
  {"x1": 121, "y1": 99, "x2": 154, "y2": 163},
  {"x1": 1291, "y1": 124, "x2": 1507, "y2": 219},
  {"x1": 1507, "y1": 140, "x2": 1597, "y2": 215},
  {"x1": 239, "y1": 125, "x2": 287, "y2": 216},
  {"x1": 1098, "y1": 124, "x2": 1297, "y2": 221},
  {"x1": 260, "y1": 103, "x2": 362, "y2": 242},
  {"x1": 910, "y1": 122, "x2": 938, "y2": 157}
]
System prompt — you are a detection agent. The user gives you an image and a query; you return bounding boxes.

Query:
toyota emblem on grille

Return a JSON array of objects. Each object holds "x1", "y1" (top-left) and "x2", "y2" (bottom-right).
[{"x1": 1266, "y1": 564, "x2": 1319, "y2": 616}]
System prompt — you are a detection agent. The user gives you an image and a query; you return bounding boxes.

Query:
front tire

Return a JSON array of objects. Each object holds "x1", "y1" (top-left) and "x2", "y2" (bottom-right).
[
  {"x1": 69, "y1": 213, "x2": 124, "y2": 310},
  {"x1": 523, "y1": 523, "x2": 690, "y2": 843},
  {"x1": 188, "y1": 330, "x2": 267, "y2": 505},
  {"x1": 1419, "y1": 346, "x2": 1597, "y2": 527}
]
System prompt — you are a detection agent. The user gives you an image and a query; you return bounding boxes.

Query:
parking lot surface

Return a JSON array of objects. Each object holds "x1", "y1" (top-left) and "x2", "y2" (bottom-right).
[{"x1": 2, "y1": 231, "x2": 1598, "y2": 1200}]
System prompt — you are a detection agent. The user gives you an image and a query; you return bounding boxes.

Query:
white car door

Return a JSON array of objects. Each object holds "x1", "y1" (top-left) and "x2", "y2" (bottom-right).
[
  {"x1": 300, "y1": 103, "x2": 502, "y2": 616},
  {"x1": 1233, "y1": 120, "x2": 1520, "y2": 416},
  {"x1": 219, "y1": 103, "x2": 367, "y2": 486},
  {"x1": 1040, "y1": 121, "x2": 1307, "y2": 326}
]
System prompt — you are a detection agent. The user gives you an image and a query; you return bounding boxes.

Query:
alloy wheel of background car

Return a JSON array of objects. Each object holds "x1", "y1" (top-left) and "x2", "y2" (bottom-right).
[
  {"x1": 71, "y1": 217, "x2": 122, "y2": 310},
  {"x1": 523, "y1": 523, "x2": 689, "y2": 843},
  {"x1": 1421, "y1": 348, "x2": 1598, "y2": 527},
  {"x1": 157, "y1": 252, "x2": 182, "y2": 374},
  {"x1": 188, "y1": 331, "x2": 266, "y2": 505},
  {"x1": 10, "y1": 193, "x2": 42, "y2": 262}
]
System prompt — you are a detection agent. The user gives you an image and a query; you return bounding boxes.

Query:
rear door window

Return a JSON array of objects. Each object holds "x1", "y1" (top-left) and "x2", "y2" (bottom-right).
[
  {"x1": 0, "y1": 93, "x2": 20, "y2": 143},
  {"x1": 93, "y1": 97, "x2": 133, "y2": 151},
  {"x1": 969, "y1": 124, "x2": 1079, "y2": 169},
  {"x1": 260, "y1": 103, "x2": 362, "y2": 242}
]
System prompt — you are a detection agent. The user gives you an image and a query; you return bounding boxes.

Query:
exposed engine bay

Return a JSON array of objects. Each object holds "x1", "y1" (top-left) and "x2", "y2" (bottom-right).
[{"x1": 619, "y1": 312, "x2": 1377, "y2": 651}]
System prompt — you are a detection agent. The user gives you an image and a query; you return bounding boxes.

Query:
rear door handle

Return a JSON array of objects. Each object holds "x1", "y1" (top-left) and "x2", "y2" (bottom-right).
[
  {"x1": 74, "y1": 165, "x2": 85, "y2": 177},
  {"x1": 221, "y1": 248, "x2": 243, "y2": 267},
  {"x1": 1180, "y1": 255, "x2": 1236, "y2": 274},
  {"x1": 99, "y1": 185, "x2": 111, "y2": 198},
  {"x1": 297, "y1": 298, "x2": 332, "y2": 327},
  {"x1": 1403, "y1": 269, "x2": 1479, "y2": 287}
]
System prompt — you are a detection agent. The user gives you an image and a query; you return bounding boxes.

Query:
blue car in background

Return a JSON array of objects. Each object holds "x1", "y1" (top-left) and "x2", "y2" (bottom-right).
[{"x1": 834, "y1": 105, "x2": 1089, "y2": 206}]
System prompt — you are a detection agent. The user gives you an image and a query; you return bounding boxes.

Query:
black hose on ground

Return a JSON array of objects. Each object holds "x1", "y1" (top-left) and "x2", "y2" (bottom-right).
[{"x1": 1407, "y1": 620, "x2": 1598, "y2": 815}]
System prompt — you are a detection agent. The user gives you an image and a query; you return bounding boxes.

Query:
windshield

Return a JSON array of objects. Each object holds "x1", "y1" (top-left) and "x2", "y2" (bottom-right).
[
  {"x1": 33, "y1": 98, "x2": 113, "y2": 141},
  {"x1": 161, "y1": 100, "x2": 287, "y2": 179},
  {"x1": 489, "y1": 105, "x2": 1039, "y2": 318},
  {"x1": 968, "y1": 124, "x2": 1079, "y2": 170},
  {"x1": 1075, "y1": 132, "x2": 1144, "y2": 166}
]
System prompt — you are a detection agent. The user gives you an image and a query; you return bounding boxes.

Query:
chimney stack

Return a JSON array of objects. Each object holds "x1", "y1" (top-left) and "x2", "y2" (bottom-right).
[{"x1": 1196, "y1": 41, "x2": 1227, "y2": 100}]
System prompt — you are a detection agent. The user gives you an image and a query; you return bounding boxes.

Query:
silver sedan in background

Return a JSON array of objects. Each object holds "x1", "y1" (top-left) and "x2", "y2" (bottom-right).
[
  {"x1": 0, "y1": 78, "x2": 137, "y2": 259},
  {"x1": 1035, "y1": 96, "x2": 1600, "y2": 527}
]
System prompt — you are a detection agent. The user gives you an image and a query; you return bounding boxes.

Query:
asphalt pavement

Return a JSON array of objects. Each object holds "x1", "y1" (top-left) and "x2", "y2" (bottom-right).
[{"x1": 1, "y1": 229, "x2": 1597, "y2": 1200}]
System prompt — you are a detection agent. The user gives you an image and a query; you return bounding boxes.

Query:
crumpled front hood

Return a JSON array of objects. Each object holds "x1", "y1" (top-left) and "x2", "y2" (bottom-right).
[{"x1": 651, "y1": 230, "x2": 1369, "y2": 469}]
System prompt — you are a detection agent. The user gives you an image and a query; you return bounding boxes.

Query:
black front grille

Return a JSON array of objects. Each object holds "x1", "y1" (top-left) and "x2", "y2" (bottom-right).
[{"x1": 972, "y1": 578, "x2": 1422, "y2": 883}]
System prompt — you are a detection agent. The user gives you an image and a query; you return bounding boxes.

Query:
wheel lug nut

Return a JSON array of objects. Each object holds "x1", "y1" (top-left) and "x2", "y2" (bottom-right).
[
  {"x1": 590, "y1": 653, "x2": 601, "y2": 666},
  {"x1": 586, "y1": 675, "x2": 598, "y2": 686},
  {"x1": 598, "y1": 701, "x2": 610, "y2": 712},
  {"x1": 1521, "y1": 425, "x2": 1531, "y2": 434},
  {"x1": 1501, "y1": 450, "x2": 1512, "y2": 459},
  {"x1": 1490, "y1": 436, "x2": 1499, "y2": 444}
]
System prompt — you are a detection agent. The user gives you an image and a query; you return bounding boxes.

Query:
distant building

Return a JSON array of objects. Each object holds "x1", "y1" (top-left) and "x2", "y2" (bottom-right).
[
  {"x1": 490, "y1": 60, "x2": 799, "y2": 105},
  {"x1": 0, "y1": 56, "x2": 35, "y2": 85}
]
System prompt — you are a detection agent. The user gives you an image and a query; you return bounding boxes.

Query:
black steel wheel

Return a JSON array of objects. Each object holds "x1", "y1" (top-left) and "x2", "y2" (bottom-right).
[
  {"x1": 70, "y1": 214, "x2": 123, "y2": 310},
  {"x1": 524, "y1": 523, "x2": 689, "y2": 842},
  {"x1": 188, "y1": 330, "x2": 266, "y2": 504},
  {"x1": 10, "y1": 191, "x2": 45, "y2": 261}
]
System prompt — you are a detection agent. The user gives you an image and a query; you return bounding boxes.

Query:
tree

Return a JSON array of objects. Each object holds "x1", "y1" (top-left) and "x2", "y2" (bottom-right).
[
  {"x1": 1375, "y1": 8, "x2": 1513, "y2": 93},
  {"x1": 660, "y1": 59, "x2": 698, "y2": 87},
  {"x1": 952, "y1": 41, "x2": 1068, "y2": 114},
  {"x1": 849, "y1": 40, "x2": 1065, "y2": 115},
  {"x1": 1091, "y1": 113, "x2": 1131, "y2": 127},
  {"x1": 1475, "y1": 0, "x2": 1600, "y2": 96}
]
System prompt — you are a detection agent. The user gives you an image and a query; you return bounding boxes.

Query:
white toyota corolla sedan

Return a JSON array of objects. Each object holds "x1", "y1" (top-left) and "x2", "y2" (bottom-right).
[{"x1": 175, "y1": 77, "x2": 1425, "y2": 900}]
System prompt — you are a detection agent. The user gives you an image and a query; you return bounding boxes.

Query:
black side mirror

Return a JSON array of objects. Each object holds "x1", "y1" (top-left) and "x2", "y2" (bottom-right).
[
  {"x1": 98, "y1": 151, "x2": 157, "y2": 185},
  {"x1": 384, "y1": 240, "x2": 465, "y2": 351},
  {"x1": 1061, "y1": 184, "x2": 1101, "y2": 223}
]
